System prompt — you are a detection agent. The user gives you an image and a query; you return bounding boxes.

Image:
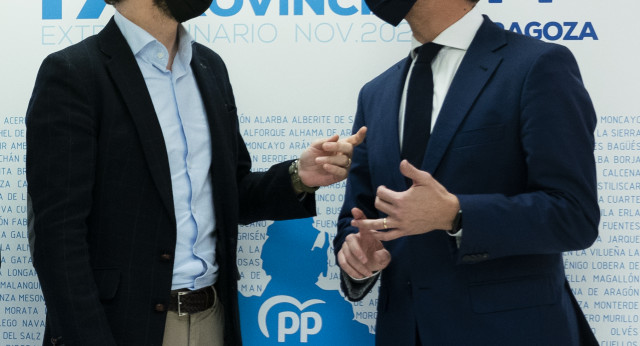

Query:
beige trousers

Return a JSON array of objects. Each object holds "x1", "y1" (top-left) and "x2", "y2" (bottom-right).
[{"x1": 162, "y1": 293, "x2": 224, "y2": 346}]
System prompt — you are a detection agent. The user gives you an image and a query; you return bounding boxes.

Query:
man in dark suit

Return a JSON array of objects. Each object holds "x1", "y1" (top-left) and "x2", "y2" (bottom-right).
[
  {"x1": 334, "y1": 0, "x2": 599, "y2": 344},
  {"x1": 26, "y1": 0, "x2": 364, "y2": 345}
]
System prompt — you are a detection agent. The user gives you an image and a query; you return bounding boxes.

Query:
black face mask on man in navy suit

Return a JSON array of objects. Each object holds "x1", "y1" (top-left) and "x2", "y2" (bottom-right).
[
  {"x1": 163, "y1": 0, "x2": 213, "y2": 22},
  {"x1": 364, "y1": 0, "x2": 416, "y2": 26}
]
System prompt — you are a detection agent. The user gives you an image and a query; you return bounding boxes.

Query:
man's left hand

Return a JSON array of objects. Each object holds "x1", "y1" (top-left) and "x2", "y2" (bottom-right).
[
  {"x1": 352, "y1": 160, "x2": 460, "y2": 241},
  {"x1": 297, "y1": 126, "x2": 366, "y2": 187}
]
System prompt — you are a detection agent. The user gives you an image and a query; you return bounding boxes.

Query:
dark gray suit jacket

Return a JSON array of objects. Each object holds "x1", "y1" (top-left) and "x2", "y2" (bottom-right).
[{"x1": 27, "y1": 18, "x2": 314, "y2": 346}]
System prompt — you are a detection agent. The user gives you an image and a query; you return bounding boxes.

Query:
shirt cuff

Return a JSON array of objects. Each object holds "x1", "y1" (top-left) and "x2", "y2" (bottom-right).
[
  {"x1": 341, "y1": 270, "x2": 380, "y2": 301},
  {"x1": 447, "y1": 228, "x2": 463, "y2": 248},
  {"x1": 347, "y1": 271, "x2": 380, "y2": 282}
]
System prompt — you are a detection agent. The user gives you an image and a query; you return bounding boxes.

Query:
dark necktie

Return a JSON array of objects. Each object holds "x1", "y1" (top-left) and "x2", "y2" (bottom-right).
[{"x1": 402, "y1": 42, "x2": 442, "y2": 168}]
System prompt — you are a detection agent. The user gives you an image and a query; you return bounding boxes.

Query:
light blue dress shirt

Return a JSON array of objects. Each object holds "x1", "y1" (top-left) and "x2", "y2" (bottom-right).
[{"x1": 114, "y1": 12, "x2": 218, "y2": 291}]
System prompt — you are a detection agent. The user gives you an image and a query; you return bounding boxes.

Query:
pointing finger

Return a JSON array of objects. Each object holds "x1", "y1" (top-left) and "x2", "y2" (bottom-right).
[
  {"x1": 399, "y1": 160, "x2": 431, "y2": 185},
  {"x1": 343, "y1": 126, "x2": 367, "y2": 146}
]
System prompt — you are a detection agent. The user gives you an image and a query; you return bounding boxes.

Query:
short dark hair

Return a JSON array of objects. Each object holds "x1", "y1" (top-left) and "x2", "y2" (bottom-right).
[{"x1": 104, "y1": 0, "x2": 120, "y2": 4}]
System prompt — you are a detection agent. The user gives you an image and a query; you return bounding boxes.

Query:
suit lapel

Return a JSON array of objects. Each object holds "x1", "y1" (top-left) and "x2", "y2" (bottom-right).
[
  {"x1": 190, "y1": 47, "x2": 227, "y2": 143},
  {"x1": 98, "y1": 19, "x2": 175, "y2": 221},
  {"x1": 424, "y1": 17, "x2": 507, "y2": 174},
  {"x1": 190, "y1": 46, "x2": 233, "y2": 221},
  {"x1": 377, "y1": 58, "x2": 412, "y2": 191}
]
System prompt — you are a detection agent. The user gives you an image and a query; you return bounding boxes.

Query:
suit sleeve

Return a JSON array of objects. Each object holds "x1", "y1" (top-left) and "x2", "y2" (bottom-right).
[
  {"x1": 236, "y1": 146, "x2": 316, "y2": 224},
  {"x1": 26, "y1": 52, "x2": 116, "y2": 345},
  {"x1": 334, "y1": 88, "x2": 381, "y2": 301},
  {"x1": 202, "y1": 51, "x2": 316, "y2": 223},
  {"x1": 456, "y1": 44, "x2": 599, "y2": 263}
]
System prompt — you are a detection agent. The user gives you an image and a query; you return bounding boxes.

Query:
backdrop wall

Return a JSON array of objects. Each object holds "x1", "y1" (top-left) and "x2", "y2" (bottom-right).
[{"x1": 0, "y1": 0, "x2": 638, "y2": 344}]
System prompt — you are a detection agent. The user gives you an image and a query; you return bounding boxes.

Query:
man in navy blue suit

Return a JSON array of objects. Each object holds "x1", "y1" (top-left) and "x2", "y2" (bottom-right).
[{"x1": 334, "y1": 0, "x2": 599, "y2": 344}]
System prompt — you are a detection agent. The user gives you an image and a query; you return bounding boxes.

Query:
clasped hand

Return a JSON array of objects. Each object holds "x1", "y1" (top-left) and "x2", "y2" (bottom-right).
[{"x1": 296, "y1": 126, "x2": 366, "y2": 187}]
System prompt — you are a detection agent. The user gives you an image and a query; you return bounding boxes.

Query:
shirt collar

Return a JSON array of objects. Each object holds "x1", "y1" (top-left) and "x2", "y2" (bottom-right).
[
  {"x1": 113, "y1": 11, "x2": 194, "y2": 72},
  {"x1": 410, "y1": 5, "x2": 483, "y2": 59}
]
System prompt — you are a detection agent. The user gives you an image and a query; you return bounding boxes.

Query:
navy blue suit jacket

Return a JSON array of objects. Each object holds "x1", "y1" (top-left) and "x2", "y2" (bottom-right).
[
  {"x1": 335, "y1": 17, "x2": 599, "y2": 345},
  {"x1": 26, "y1": 18, "x2": 314, "y2": 346}
]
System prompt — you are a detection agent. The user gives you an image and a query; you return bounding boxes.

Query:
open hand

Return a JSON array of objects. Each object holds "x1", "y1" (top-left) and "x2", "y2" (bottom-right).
[{"x1": 351, "y1": 160, "x2": 460, "y2": 242}]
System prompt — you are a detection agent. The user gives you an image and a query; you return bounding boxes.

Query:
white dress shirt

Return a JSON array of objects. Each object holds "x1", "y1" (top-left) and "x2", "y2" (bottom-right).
[{"x1": 399, "y1": 6, "x2": 484, "y2": 149}]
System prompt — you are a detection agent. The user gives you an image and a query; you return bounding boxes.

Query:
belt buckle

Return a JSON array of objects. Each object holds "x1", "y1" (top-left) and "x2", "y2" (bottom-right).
[{"x1": 177, "y1": 291, "x2": 188, "y2": 317}]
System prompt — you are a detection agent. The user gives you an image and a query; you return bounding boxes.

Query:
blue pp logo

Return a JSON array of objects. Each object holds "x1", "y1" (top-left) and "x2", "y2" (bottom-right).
[{"x1": 258, "y1": 296, "x2": 325, "y2": 342}]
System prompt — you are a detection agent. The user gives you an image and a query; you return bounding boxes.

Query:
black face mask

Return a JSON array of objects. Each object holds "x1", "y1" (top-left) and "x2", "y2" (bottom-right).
[
  {"x1": 364, "y1": 0, "x2": 416, "y2": 26},
  {"x1": 164, "y1": 0, "x2": 213, "y2": 23}
]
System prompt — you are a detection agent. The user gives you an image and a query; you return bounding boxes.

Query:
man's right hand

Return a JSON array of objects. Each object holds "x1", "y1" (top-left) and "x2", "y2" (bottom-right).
[{"x1": 337, "y1": 207, "x2": 391, "y2": 279}]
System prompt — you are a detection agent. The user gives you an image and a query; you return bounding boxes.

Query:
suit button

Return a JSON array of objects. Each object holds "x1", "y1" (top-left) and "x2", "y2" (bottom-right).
[
  {"x1": 155, "y1": 304, "x2": 166, "y2": 312},
  {"x1": 160, "y1": 253, "x2": 173, "y2": 261}
]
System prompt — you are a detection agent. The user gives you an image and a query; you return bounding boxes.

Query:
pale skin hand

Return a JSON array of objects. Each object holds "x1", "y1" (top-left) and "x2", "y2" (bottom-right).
[
  {"x1": 337, "y1": 208, "x2": 392, "y2": 279},
  {"x1": 352, "y1": 160, "x2": 460, "y2": 242},
  {"x1": 297, "y1": 126, "x2": 367, "y2": 187}
]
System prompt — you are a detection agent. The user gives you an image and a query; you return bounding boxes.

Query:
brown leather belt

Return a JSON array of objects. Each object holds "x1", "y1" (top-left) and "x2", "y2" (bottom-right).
[{"x1": 168, "y1": 285, "x2": 216, "y2": 316}]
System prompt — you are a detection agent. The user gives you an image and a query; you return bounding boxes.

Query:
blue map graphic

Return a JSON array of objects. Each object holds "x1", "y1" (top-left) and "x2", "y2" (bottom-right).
[{"x1": 238, "y1": 218, "x2": 374, "y2": 345}]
